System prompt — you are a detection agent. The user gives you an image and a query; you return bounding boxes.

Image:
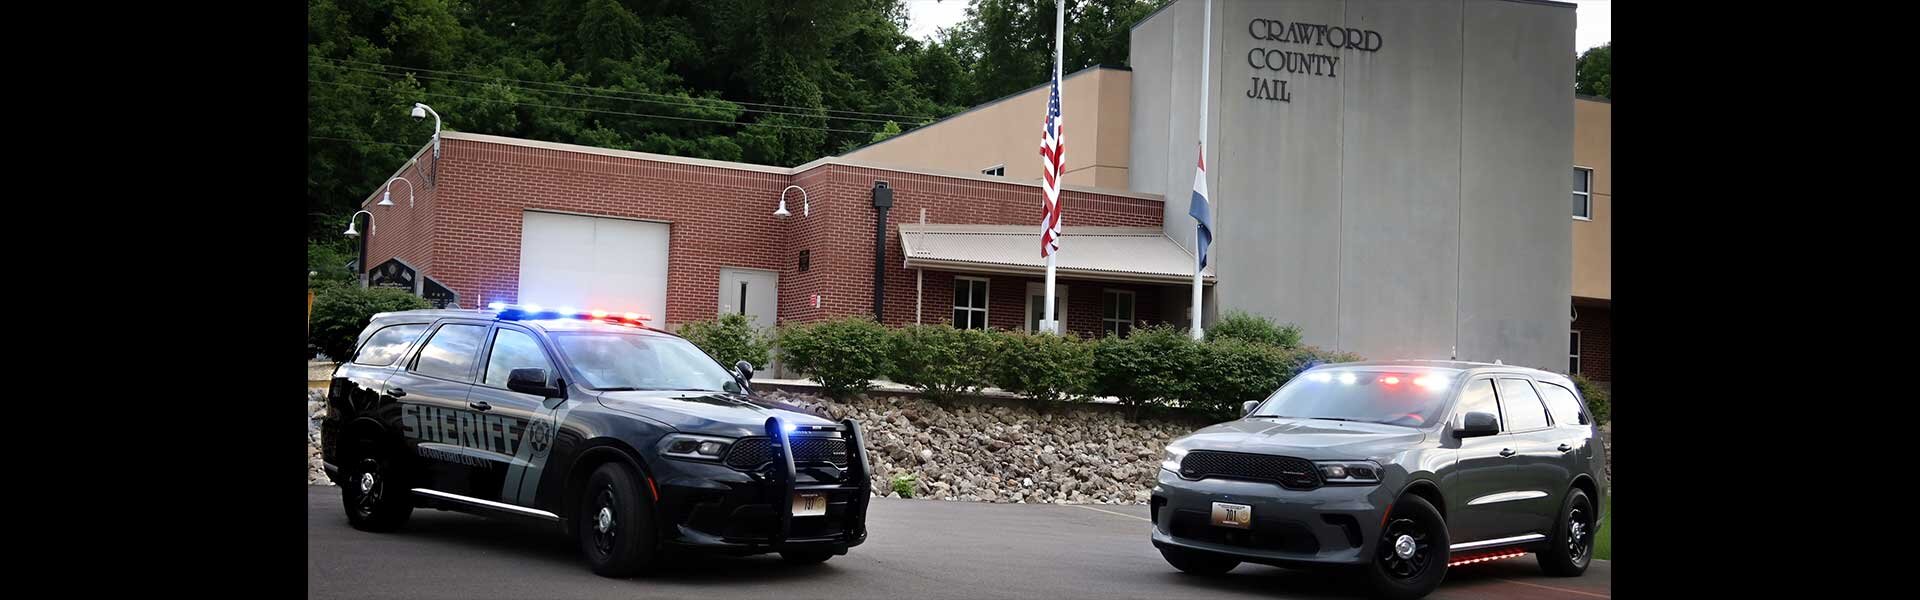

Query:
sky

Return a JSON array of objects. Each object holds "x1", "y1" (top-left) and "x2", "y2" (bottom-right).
[{"x1": 903, "y1": 0, "x2": 1611, "y2": 54}]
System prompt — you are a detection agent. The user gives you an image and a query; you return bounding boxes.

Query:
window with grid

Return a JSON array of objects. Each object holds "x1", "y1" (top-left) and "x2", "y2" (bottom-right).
[
  {"x1": 981, "y1": 164, "x2": 1005, "y2": 176},
  {"x1": 1569, "y1": 330, "x2": 1581, "y2": 374},
  {"x1": 1102, "y1": 289, "x2": 1135, "y2": 337},
  {"x1": 953, "y1": 277, "x2": 989, "y2": 330},
  {"x1": 1573, "y1": 167, "x2": 1592, "y2": 219}
]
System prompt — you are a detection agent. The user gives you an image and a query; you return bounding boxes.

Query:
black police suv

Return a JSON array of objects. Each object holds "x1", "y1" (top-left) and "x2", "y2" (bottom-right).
[
  {"x1": 320, "y1": 306, "x2": 872, "y2": 576},
  {"x1": 1152, "y1": 361, "x2": 1607, "y2": 599}
]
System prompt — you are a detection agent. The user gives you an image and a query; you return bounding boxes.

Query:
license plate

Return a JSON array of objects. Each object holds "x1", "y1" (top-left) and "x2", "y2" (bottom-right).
[
  {"x1": 1211, "y1": 501, "x2": 1252, "y2": 529},
  {"x1": 792, "y1": 492, "x2": 827, "y2": 517}
]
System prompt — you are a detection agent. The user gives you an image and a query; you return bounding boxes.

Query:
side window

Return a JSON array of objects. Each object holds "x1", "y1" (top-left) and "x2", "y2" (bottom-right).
[
  {"x1": 1497, "y1": 379, "x2": 1551, "y2": 431},
  {"x1": 1455, "y1": 379, "x2": 1500, "y2": 431},
  {"x1": 483, "y1": 328, "x2": 554, "y2": 388},
  {"x1": 1538, "y1": 382, "x2": 1589, "y2": 425},
  {"x1": 412, "y1": 323, "x2": 488, "y2": 382},
  {"x1": 352, "y1": 324, "x2": 427, "y2": 366}
]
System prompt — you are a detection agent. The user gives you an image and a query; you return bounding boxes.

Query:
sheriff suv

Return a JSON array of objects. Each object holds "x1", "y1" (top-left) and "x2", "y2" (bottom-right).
[
  {"x1": 320, "y1": 305, "x2": 872, "y2": 576},
  {"x1": 1151, "y1": 360, "x2": 1606, "y2": 600}
]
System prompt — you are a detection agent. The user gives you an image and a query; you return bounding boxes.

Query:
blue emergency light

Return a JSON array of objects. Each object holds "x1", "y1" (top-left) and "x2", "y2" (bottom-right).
[{"x1": 486, "y1": 302, "x2": 652, "y2": 325}]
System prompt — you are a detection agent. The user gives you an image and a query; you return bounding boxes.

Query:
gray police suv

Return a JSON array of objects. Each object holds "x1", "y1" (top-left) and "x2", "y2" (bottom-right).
[
  {"x1": 321, "y1": 305, "x2": 871, "y2": 576},
  {"x1": 1151, "y1": 360, "x2": 1606, "y2": 599}
]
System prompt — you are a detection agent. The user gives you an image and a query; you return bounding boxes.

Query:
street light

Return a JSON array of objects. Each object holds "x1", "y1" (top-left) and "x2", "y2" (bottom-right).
[
  {"x1": 343, "y1": 210, "x2": 374, "y2": 237},
  {"x1": 378, "y1": 176, "x2": 416, "y2": 208},
  {"x1": 411, "y1": 103, "x2": 441, "y2": 159},
  {"x1": 776, "y1": 185, "x2": 809, "y2": 218},
  {"x1": 345, "y1": 210, "x2": 375, "y2": 288}
]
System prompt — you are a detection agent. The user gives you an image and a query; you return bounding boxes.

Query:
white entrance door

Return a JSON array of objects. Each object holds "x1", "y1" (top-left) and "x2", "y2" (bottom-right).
[
  {"x1": 718, "y1": 268, "x2": 779, "y2": 330},
  {"x1": 517, "y1": 211, "x2": 670, "y2": 317},
  {"x1": 1024, "y1": 282, "x2": 1069, "y2": 332}
]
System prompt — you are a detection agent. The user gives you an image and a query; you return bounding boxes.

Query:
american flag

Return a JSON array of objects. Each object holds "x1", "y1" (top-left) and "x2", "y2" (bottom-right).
[{"x1": 1038, "y1": 73, "x2": 1065, "y2": 257}]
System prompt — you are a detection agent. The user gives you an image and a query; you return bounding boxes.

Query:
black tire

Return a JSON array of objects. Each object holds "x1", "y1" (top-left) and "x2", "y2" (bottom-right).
[
  {"x1": 779, "y1": 548, "x2": 837, "y2": 565},
  {"x1": 342, "y1": 443, "x2": 411, "y2": 532},
  {"x1": 1159, "y1": 546, "x2": 1240, "y2": 575},
  {"x1": 577, "y1": 462, "x2": 661, "y2": 578},
  {"x1": 1365, "y1": 494, "x2": 1449, "y2": 600},
  {"x1": 1538, "y1": 488, "x2": 1595, "y2": 577}
]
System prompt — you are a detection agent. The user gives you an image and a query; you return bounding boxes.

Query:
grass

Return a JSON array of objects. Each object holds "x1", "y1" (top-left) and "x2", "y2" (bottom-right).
[{"x1": 1593, "y1": 495, "x2": 1611, "y2": 560}]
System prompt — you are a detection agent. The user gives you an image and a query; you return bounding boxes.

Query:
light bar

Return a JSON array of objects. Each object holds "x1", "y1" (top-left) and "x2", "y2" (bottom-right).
[{"x1": 488, "y1": 303, "x2": 652, "y2": 324}]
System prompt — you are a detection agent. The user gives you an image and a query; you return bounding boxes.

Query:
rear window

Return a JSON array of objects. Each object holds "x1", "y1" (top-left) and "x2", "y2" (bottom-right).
[
  {"x1": 352, "y1": 324, "x2": 427, "y2": 366},
  {"x1": 1537, "y1": 381, "x2": 1588, "y2": 425},
  {"x1": 1247, "y1": 368, "x2": 1458, "y2": 428},
  {"x1": 1497, "y1": 379, "x2": 1551, "y2": 431}
]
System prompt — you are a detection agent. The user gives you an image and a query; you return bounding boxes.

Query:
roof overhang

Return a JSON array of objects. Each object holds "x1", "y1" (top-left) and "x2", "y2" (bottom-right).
[{"x1": 898, "y1": 224, "x2": 1214, "y2": 286}]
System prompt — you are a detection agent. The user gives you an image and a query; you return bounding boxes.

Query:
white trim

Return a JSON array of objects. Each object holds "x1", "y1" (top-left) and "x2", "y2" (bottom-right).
[
  {"x1": 1450, "y1": 533, "x2": 1547, "y2": 551},
  {"x1": 1467, "y1": 490, "x2": 1550, "y2": 506},
  {"x1": 1102, "y1": 288, "x2": 1136, "y2": 336},
  {"x1": 523, "y1": 208, "x2": 673, "y2": 225},
  {"x1": 953, "y1": 276, "x2": 991, "y2": 329},
  {"x1": 1024, "y1": 282, "x2": 1069, "y2": 332},
  {"x1": 1569, "y1": 330, "x2": 1582, "y2": 375},
  {"x1": 411, "y1": 488, "x2": 560, "y2": 521},
  {"x1": 1571, "y1": 166, "x2": 1593, "y2": 220}
]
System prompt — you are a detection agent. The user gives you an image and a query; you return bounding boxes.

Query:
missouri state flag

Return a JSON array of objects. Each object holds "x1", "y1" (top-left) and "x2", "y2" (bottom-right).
[{"x1": 1188, "y1": 141, "x2": 1213, "y2": 268}]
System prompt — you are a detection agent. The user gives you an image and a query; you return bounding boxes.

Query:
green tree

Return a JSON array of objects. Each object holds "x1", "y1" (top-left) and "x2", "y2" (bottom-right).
[
  {"x1": 1576, "y1": 42, "x2": 1610, "y2": 99},
  {"x1": 946, "y1": 0, "x2": 1168, "y2": 104}
]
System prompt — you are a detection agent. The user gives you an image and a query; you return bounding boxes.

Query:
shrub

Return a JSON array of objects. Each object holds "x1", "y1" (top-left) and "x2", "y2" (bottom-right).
[
  {"x1": 890, "y1": 473, "x2": 917, "y2": 498},
  {"x1": 307, "y1": 239, "x2": 358, "y2": 286},
  {"x1": 888, "y1": 325, "x2": 996, "y2": 400},
  {"x1": 307, "y1": 284, "x2": 432, "y2": 361},
  {"x1": 1276, "y1": 345, "x2": 1366, "y2": 380},
  {"x1": 1572, "y1": 373, "x2": 1610, "y2": 424},
  {"x1": 1185, "y1": 338, "x2": 1290, "y2": 420},
  {"x1": 990, "y1": 330, "x2": 1094, "y2": 403},
  {"x1": 1205, "y1": 310, "x2": 1302, "y2": 348},
  {"x1": 777, "y1": 316, "x2": 892, "y2": 399},
  {"x1": 1091, "y1": 324, "x2": 1199, "y2": 411},
  {"x1": 678, "y1": 313, "x2": 773, "y2": 369}
]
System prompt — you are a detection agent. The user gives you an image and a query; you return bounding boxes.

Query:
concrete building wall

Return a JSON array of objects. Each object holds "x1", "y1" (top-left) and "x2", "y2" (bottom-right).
[
  {"x1": 841, "y1": 67, "x2": 1133, "y2": 190},
  {"x1": 1130, "y1": 0, "x2": 1574, "y2": 371},
  {"x1": 1573, "y1": 96, "x2": 1611, "y2": 301}
]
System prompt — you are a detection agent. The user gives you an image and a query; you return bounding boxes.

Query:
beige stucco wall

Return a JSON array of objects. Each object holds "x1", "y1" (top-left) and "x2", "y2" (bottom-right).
[
  {"x1": 1572, "y1": 97, "x2": 1610, "y2": 300},
  {"x1": 843, "y1": 67, "x2": 1133, "y2": 189}
]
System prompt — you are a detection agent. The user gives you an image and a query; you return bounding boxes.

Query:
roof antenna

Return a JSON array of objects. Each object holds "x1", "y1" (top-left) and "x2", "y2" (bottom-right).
[{"x1": 1494, "y1": 359, "x2": 1503, "y2": 365}]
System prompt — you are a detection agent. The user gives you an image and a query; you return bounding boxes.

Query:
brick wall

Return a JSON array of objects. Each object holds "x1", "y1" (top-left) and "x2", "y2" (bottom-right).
[
  {"x1": 1572, "y1": 304, "x2": 1611, "y2": 382},
  {"x1": 359, "y1": 148, "x2": 438, "y2": 285},
  {"x1": 360, "y1": 137, "x2": 1166, "y2": 331}
]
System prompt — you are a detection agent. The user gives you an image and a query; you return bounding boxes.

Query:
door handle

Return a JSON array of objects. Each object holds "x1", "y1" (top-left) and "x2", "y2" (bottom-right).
[
  {"x1": 1498, "y1": 448, "x2": 1516, "y2": 458},
  {"x1": 468, "y1": 401, "x2": 492, "y2": 411},
  {"x1": 1558, "y1": 443, "x2": 1573, "y2": 453},
  {"x1": 386, "y1": 387, "x2": 406, "y2": 398}
]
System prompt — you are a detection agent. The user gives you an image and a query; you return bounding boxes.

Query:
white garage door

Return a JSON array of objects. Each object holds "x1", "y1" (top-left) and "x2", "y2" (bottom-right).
[{"x1": 518, "y1": 211, "x2": 670, "y2": 318}]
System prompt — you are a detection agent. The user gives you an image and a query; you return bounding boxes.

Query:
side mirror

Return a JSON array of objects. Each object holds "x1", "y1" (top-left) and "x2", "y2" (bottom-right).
[
  {"x1": 507, "y1": 368, "x2": 563, "y2": 398},
  {"x1": 1241, "y1": 400, "x2": 1260, "y2": 417},
  {"x1": 735, "y1": 360, "x2": 756, "y2": 382},
  {"x1": 1453, "y1": 411, "x2": 1499, "y2": 438}
]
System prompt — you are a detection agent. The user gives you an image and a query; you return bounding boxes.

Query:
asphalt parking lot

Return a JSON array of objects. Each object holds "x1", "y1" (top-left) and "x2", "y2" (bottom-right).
[{"x1": 309, "y1": 486, "x2": 1609, "y2": 599}]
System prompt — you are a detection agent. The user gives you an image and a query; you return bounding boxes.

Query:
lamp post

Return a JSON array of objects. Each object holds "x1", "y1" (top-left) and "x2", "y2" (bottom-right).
[
  {"x1": 377, "y1": 176, "x2": 416, "y2": 208},
  {"x1": 344, "y1": 210, "x2": 374, "y2": 287},
  {"x1": 411, "y1": 103, "x2": 441, "y2": 159}
]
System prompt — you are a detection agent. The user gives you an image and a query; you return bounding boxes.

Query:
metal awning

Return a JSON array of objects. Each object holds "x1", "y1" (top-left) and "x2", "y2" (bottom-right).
[{"x1": 898, "y1": 224, "x2": 1214, "y2": 285}]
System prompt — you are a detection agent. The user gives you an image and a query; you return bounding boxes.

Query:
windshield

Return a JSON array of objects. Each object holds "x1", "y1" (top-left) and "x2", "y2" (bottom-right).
[
  {"x1": 1247, "y1": 368, "x2": 1458, "y2": 427},
  {"x1": 551, "y1": 331, "x2": 740, "y2": 393}
]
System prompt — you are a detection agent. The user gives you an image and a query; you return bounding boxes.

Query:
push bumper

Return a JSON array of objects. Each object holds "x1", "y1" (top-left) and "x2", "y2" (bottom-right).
[
  {"x1": 1150, "y1": 468, "x2": 1396, "y2": 568},
  {"x1": 651, "y1": 418, "x2": 873, "y2": 555}
]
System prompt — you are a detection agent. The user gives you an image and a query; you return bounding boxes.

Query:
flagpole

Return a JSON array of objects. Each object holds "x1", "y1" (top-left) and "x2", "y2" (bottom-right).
[
  {"x1": 1043, "y1": 0, "x2": 1063, "y2": 334},
  {"x1": 1191, "y1": 0, "x2": 1211, "y2": 340}
]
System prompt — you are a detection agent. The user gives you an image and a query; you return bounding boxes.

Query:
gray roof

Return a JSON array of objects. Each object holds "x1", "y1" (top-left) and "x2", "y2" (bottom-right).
[{"x1": 898, "y1": 224, "x2": 1214, "y2": 285}]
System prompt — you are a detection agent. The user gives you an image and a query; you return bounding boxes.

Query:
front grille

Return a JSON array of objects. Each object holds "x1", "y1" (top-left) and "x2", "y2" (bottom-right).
[
  {"x1": 1179, "y1": 450, "x2": 1322, "y2": 490},
  {"x1": 724, "y1": 435, "x2": 849, "y2": 469},
  {"x1": 1169, "y1": 509, "x2": 1320, "y2": 554}
]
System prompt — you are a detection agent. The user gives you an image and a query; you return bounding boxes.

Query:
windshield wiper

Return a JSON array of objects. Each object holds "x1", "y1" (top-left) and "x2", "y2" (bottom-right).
[{"x1": 1300, "y1": 417, "x2": 1364, "y2": 423}]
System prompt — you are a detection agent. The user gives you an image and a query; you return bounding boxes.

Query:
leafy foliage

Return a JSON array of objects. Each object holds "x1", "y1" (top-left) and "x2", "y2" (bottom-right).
[
  {"x1": 1205, "y1": 310, "x2": 1302, "y2": 348},
  {"x1": 777, "y1": 316, "x2": 893, "y2": 399},
  {"x1": 888, "y1": 325, "x2": 997, "y2": 400},
  {"x1": 308, "y1": 282, "x2": 433, "y2": 361},
  {"x1": 1089, "y1": 324, "x2": 1198, "y2": 410},
  {"x1": 989, "y1": 330, "x2": 1094, "y2": 403},
  {"x1": 1572, "y1": 373, "x2": 1610, "y2": 424},
  {"x1": 678, "y1": 313, "x2": 774, "y2": 370},
  {"x1": 1576, "y1": 42, "x2": 1610, "y2": 99}
]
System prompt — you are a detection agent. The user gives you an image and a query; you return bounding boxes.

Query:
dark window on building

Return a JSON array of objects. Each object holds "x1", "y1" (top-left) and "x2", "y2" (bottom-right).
[
  {"x1": 482, "y1": 328, "x2": 554, "y2": 389},
  {"x1": 1573, "y1": 167, "x2": 1593, "y2": 219},
  {"x1": 352, "y1": 324, "x2": 428, "y2": 366},
  {"x1": 412, "y1": 323, "x2": 487, "y2": 382},
  {"x1": 1497, "y1": 379, "x2": 1551, "y2": 431},
  {"x1": 1456, "y1": 379, "x2": 1500, "y2": 431},
  {"x1": 1569, "y1": 330, "x2": 1581, "y2": 374},
  {"x1": 1103, "y1": 289, "x2": 1135, "y2": 337},
  {"x1": 981, "y1": 164, "x2": 1005, "y2": 176},
  {"x1": 1537, "y1": 382, "x2": 1588, "y2": 426},
  {"x1": 953, "y1": 277, "x2": 989, "y2": 329}
]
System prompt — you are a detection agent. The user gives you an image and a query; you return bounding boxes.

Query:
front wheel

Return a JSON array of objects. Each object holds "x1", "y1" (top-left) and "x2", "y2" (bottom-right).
[
  {"x1": 1538, "y1": 488, "x2": 1595, "y2": 576},
  {"x1": 577, "y1": 462, "x2": 662, "y2": 577},
  {"x1": 1364, "y1": 494, "x2": 1449, "y2": 600},
  {"x1": 1159, "y1": 546, "x2": 1240, "y2": 575}
]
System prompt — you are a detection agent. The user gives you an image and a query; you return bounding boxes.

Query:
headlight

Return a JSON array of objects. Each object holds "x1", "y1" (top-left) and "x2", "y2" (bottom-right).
[
  {"x1": 660, "y1": 434, "x2": 733, "y2": 461},
  {"x1": 1315, "y1": 460, "x2": 1382, "y2": 485},
  {"x1": 1161, "y1": 446, "x2": 1189, "y2": 474}
]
